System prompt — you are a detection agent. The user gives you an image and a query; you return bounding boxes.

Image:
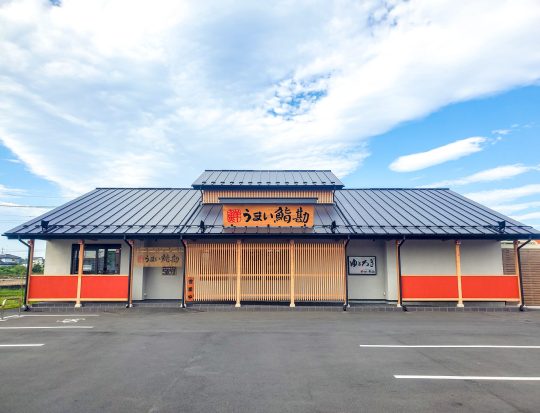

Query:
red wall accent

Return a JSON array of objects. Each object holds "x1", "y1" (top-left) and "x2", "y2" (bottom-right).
[
  {"x1": 80, "y1": 276, "x2": 128, "y2": 300},
  {"x1": 28, "y1": 276, "x2": 77, "y2": 300},
  {"x1": 461, "y1": 275, "x2": 519, "y2": 300},
  {"x1": 402, "y1": 275, "x2": 458, "y2": 299}
]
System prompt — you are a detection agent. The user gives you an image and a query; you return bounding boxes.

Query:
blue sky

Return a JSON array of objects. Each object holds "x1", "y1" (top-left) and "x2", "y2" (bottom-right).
[{"x1": 0, "y1": 0, "x2": 539, "y2": 256}]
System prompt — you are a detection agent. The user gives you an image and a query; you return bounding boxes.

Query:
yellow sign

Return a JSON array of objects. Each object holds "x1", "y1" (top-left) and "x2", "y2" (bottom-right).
[
  {"x1": 223, "y1": 204, "x2": 314, "y2": 227},
  {"x1": 135, "y1": 247, "x2": 182, "y2": 267}
]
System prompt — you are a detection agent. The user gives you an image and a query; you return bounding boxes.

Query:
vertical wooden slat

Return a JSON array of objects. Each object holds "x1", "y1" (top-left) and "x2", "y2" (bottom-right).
[
  {"x1": 202, "y1": 189, "x2": 334, "y2": 204},
  {"x1": 514, "y1": 240, "x2": 523, "y2": 307},
  {"x1": 235, "y1": 240, "x2": 241, "y2": 307},
  {"x1": 75, "y1": 240, "x2": 84, "y2": 308},
  {"x1": 290, "y1": 240, "x2": 295, "y2": 307}
]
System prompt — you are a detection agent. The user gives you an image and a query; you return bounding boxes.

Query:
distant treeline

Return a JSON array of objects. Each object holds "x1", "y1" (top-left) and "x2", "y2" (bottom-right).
[{"x1": 0, "y1": 264, "x2": 44, "y2": 277}]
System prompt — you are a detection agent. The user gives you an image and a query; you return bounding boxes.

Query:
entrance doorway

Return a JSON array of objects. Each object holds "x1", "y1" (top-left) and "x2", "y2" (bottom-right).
[{"x1": 185, "y1": 240, "x2": 345, "y2": 304}]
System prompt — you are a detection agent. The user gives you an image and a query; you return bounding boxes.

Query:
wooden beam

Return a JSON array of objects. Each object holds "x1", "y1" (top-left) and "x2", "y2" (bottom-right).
[
  {"x1": 514, "y1": 240, "x2": 523, "y2": 307},
  {"x1": 395, "y1": 240, "x2": 401, "y2": 307},
  {"x1": 455, "y1": 240, "x2": 464, "y2": 308},
  {"x1": 290, "y1": 240, "x2": 295, "y2": 307},
  {"x1": 25, "y1": 239, "x2": 35, "y2": 307},
  {"x1": 235, "y1": 240, "x2": 241, "y2": 307},
  {"x1": 75, "y1": 240, "x2": 84, "y2": 308}
]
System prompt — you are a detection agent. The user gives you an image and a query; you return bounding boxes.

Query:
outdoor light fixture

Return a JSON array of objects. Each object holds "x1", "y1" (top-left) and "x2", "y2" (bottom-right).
[
  {"x1": 498, "y1": 220, "x2": 506, "y2": 234},
  {"x1": 330, "y1": 220, "x2": 337, "y2": 233},
  {"x1": 199, "y1": 220, "x2": 206, "y2": 233}
]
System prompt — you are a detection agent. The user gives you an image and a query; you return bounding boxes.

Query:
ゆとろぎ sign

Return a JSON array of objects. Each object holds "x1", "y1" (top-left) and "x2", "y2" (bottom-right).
[
  {"x1": 135, "y1": 247, "x2": 182, "y2": 267},
  {"x1": 348, "y1": 256, "x2": 377, "y2": 275},
  {"x1": 223, "y1": 205, "x2": 314, "y2": 227}
]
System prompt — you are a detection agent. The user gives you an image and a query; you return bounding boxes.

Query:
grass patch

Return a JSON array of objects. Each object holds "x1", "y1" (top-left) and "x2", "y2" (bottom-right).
[{"x1": 0, "y1": 287, "x2": 24, "y2": 310}]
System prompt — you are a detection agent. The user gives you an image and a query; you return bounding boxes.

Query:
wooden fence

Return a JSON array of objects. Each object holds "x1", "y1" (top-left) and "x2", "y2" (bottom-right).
[
  {"x1": 185, "y1": 241, "x2": 345, "y2": 304},
  {"x1": 503, "y1": 248, "x2": 540, "y2": 306}
]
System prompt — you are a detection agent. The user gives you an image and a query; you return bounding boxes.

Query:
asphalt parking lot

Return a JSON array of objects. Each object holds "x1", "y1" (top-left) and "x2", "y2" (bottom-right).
[{"x1": 1, "y1": 309, "x2": 540, "y2": 413}]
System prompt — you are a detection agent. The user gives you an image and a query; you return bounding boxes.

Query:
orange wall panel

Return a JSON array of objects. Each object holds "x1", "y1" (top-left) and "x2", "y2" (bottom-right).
[
  {"x1": 461, "y1": 275, "x2": 519, "y2": 300},
  {"x1": 80, "y1": 276, "x2": 128, "y2": 300},
  {"x1": 401, "y1": 275, "x2": 458, "y2": 299},
  {"x1": 28, "y1": 276, "x2": 78, "y2": 300}
]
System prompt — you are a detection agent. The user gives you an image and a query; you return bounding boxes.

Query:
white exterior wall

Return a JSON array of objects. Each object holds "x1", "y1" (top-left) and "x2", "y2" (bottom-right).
[
  {"x1": 44, "y1": 237, "x2": 503, "y2": 301},
  {"x1": 460, "y1": 240, "x2": 503, "y2": 275},
  {"x1": 43, "y1": 239, "x2": 184, "y2": 301},
  {"x1": 348, "y1": 239, "x2": 504, "y2": 301},
  {"x1": 131, "y1": 240, "x2": 144, "y2": 301},
  {"x1": 44, "y1": 239, "x2": 131, "y2": 275},
  {"x1": 346, "y1": 240, "x2": 387, "y2": 300},
  {"x1": 400, "y1": 240, "x2": 456, "y2": 275},
  {"x1": 141, "y1": 240, "x2": 184, "y2": 300},
  {"x1": 384, "y1": 241, "x2": 398, "y2": 301}
]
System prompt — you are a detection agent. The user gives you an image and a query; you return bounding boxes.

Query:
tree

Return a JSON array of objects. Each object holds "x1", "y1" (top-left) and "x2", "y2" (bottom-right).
[{"x1": 32, "y1": 263, "x2": 44, "y2": 274}]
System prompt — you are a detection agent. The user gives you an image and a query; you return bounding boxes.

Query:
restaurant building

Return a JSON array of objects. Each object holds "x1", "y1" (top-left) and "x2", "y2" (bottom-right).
[{"x1": 4, "y1": 170, "x2": 540, "y2": 309}]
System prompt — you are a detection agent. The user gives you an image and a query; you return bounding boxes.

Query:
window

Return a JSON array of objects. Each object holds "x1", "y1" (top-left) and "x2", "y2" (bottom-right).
[{"x1": 71, "y1": 244, "x2": 121, "y2": 274}]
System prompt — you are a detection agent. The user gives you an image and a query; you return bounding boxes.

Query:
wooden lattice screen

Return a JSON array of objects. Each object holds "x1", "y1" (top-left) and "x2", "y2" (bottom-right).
[
  {"x1": 185, "y1": 241, "x2": 345, "y2": 304},
  {"x1": 502, "y1": 248, "x2": 540, "y2": 306}
]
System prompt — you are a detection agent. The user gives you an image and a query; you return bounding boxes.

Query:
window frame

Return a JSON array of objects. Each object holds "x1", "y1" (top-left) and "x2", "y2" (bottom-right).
[{"x1": 70, "y1": 244, "x2": 122, "y2": 275}]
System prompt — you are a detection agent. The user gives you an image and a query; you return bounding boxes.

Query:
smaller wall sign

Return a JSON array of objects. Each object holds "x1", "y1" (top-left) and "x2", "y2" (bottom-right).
[
  {"x1": 135, "y1": 247, "x2": 182, "y2": 267},
  {"x1": 162, "y1": 267, "x2": 177, "y2": 276},
  {"x1": 348, "y1": 256, "x2": 377, "y2": 275}
]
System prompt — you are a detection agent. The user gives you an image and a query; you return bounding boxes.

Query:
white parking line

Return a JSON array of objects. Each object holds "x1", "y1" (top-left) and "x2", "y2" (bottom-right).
[
  {"x1": 0, "y1": 344, "x2": 44, "y2": 347},
  {"x1": 0, "y1": 315, "x2": 21, "y2": 321},
  {"x1": 395, "y1": 375, "x2": 540, "y2": 381},
  {"x1": 361, "y1": 345, "x2": 540, "y2": 349},
  {"x1": 0, "y1": 326, "x2": 93, "y2": 329},
  {"x1": 21, "y1": 314, "x2": 100, "y2": 317}
]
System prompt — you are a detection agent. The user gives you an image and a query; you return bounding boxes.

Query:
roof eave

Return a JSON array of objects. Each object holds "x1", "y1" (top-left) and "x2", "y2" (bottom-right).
[{"x1": 192, "y1": 185, "x2": 344, "y2": 190}]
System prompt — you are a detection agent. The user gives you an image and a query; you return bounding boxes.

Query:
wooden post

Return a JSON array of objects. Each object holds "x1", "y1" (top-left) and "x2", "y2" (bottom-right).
[
  {"x1": 25, "y1": 240, "x2": 35, "y2": 307},
  {"x1": 290, "y1": 240, "x2": 295, "y2": 307},
  {"x1": 75, "y1": 240, "x2": 84, "y2": 308},
  {"x1": 128, "y1": 240, "x2": 135, "y2": 308},
  {"x1": 455, "y1": 240, "x2": 464, "y2": 308},
  {"x1": 395, "y1": 240, "x2": 401, "y2": 307},
  {"x1": 513, "y1": 240, "x2": 523, "y2": 306},
  {"x1": 235, "y1": 240, "x2": 241, "y2": 308}
]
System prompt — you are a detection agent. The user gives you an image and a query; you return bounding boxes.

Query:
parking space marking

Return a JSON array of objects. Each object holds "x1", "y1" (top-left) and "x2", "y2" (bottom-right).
[
  {"x1": 57, "y1": 318, "x2": 86, "y2": 324},
  {"x1": 0, "y1": 326, "x2": 93, "y2": 329},
  {"x1": 21, "y1": 314, "x2": 99, "y2": 317},
  {"x1": 0, "y1": 344, "x2": 44, "y2": 347},
  {"x1": 361, "y1": 345, "x2": 540, "y2": 349},
  {"x1": 0, "y1": 315, "x2": 21, "y2": 321},
  {"x1": 395, "y1": 375, "x2": 540, "y2": 381}
]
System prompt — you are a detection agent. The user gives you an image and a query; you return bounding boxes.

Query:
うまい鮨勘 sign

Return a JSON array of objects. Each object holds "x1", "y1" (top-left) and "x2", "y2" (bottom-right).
[{"x1": 223, "y1": 205, "x2": 314, "y2": 227}]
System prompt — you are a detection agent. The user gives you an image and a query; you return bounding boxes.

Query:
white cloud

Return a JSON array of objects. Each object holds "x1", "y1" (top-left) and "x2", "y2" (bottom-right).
[
  {"x1": 488, "y1": 201, "x2": 540, "y2": 214},
  {"x1": 424, "y1": 164, "x2": 540, "y2": 187},
  {"x1": 389, "y1": 137, "x2": 487, "y2": 173},
  {"x1": 513, "y1": 211, "x2": 540, "y2": 222},
  {"x1": 0, "y1": 0, "x2": 540, "y2": 194},
  {"x1": 465, "y1": 184, "x2": 540, "y2": 205},
  {"x1": 0, "y1": 184, "x2": 26, "y2": 198}
]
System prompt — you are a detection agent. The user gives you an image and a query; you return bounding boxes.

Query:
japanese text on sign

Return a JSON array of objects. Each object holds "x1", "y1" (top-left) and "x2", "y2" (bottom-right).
[
  {"x1": 135, "y1": 248, "x2": 183, "y2": 267},
  {"x1": 348, "y1": 256, "x2": 377, "y2": 275},
  {"x1": 223, "y1": 204, "x2": 314, "y2": 227}
]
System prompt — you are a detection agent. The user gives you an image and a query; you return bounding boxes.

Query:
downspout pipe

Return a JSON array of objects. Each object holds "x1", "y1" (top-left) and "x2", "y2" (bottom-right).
[
  {"x1": 18, "y1": 238, "x2": 31, "y2": 311},
  {"x1": 517, "y1": 238, "x2": 532, "y2": 311},
  {"x1": 397, "y1": 238, "x2": 406, "y2": 311},
  {"x1": 181, "y1": 237, "x2": 187, "y2": 309},
  {"x1": 344, "y1": 236, "x2": 350, "y2": 311},
  {"x1": 124, "y1": 237, "x2": 133, "y2": 308}
]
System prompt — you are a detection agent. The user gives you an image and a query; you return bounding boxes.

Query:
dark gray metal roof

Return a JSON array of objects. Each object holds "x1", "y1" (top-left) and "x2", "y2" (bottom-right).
[
  {"x1": 4, "y1": 188, "x2": 539, "y2": 240},
  {"x1": 192, "y1": 170, "x2": 344, "y2": 189}
]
